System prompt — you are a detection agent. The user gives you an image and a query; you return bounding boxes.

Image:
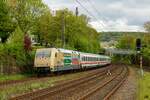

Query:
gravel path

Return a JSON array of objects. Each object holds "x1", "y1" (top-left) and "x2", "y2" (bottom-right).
[{"x1": 109, "y1": 66, "x2": 138, "y2": 100}]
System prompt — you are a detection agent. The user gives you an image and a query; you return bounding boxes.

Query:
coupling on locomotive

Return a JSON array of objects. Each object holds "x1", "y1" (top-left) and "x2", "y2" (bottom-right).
[{"x1": 34, "y1": 48, "x2": 111, "y2": 72}]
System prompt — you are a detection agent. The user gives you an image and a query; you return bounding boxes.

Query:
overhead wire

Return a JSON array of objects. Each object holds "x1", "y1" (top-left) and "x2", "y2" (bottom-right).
[
  {"x1": 75, "y1": 0, "x2": 105, "y2": 31},
  {"x1": 86, "y1": 0, "x2": 118, "y2": 31},
  {"x1": 86, "y1": 0, "x2": 106, "y2": 24}
]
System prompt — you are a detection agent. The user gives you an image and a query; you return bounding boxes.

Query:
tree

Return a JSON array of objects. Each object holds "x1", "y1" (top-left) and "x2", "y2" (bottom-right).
[
  {"x1": 35, "y1": 9, "x2": 100, "y2": 53},
  {"x1": 24, "y1": 33, "x2": 31, "y2": 52},
  {"x1": 0, "y1": 0, "x2": 16, "y2": 43},
  {"x1": 117, "y1": 34, "x2": 136, "y2": 50},
  {"x1": 6, "y1": 27, "x2": 34, "y2": 70},
  {"x1": 8, "y1": 0, "x2": 48, "y2": 34},
  {"x1": 144, "y1": 21, "x2": 150, "y2": 32},
  {"x1": 35, "y1": 9, "x2": 53, "y2": 46}
]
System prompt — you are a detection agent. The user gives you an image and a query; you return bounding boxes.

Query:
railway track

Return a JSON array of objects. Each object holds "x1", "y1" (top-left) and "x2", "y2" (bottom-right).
[
  {"x1": 10, "y1": 65, "x2": 117, "y2": 100},
  {"x1": 0, "y1": 65, "x2": 112, "y2": 90},
  {"x1": 79, "y1": 65, "x2": 128, "y2": 100}
]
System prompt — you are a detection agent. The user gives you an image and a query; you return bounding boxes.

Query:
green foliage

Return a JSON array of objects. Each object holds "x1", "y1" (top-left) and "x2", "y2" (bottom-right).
[
  {"x1": 7, "y1": 27, "x2": 24, "y2": 45},
  {"x1": 139, "y1": 72, "x2": 150, "y2": 100},
  {"x1": 117, "y1": 34, "x2": 136, "y2": 50},
  {"x1": 0, "y1": 27, "x2": 35, "y2": 73},
  {"x1": 9, "y1": 0, "x2": 48, "y2": 33},
  {"x1": 35, "y1": 9, "x2": 100, "y2": 53},
  {"x1": 0, "y1": 0, "x2": 16, "y2": 42},
  {"x1": 100, "y1": 32, "x2": 145, "y2": 42},
  {"x1": 144, "y1": 21, "x2": 150, "y2": 32},
  {"x1": 0, "y1": 1, "x2": 100, "y2": 74},
  {"x1": 115, "y1": 33, "x2": 150, "y2": 66}
]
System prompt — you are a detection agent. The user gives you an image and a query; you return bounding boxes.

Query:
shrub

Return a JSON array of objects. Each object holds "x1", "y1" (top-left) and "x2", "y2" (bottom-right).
[{"x1": 0, "y1": 27, "x2": 35, "y2": 74}]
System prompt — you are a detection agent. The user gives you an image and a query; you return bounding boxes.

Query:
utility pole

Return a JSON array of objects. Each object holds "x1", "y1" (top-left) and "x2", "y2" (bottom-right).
[
  {"x1": 76, "y1": 7, "x2": 79, "y2": 16},
  {"x1": 62, "y1": 11, "x2": 65, "y2": 48}
]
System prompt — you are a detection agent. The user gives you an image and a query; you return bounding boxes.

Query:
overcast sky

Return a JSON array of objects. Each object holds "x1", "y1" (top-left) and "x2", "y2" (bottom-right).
[{"x1": 43, "y1": 0, "x2": 150, "y2": 32}]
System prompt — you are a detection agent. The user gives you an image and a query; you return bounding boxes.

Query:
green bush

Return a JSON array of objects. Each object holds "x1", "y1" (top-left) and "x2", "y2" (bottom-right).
[{"x1": 0, "y1": 27, "x2": 35, "y2": 73}]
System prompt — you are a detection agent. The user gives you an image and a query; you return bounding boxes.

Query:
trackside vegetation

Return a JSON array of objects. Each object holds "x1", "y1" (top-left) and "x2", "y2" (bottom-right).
[
  {"x1": 114, "y1": 33, "x2": 150, "y2": 66},
  {"x1": 139, "y1": 71, "x2": 150, "y2": 100},
  {"x1": 0, "y1": 0, "x2": 100, "y2": 74},
  {"x1": 0, "y1": 71, "x2": 91, "y2": 100}
]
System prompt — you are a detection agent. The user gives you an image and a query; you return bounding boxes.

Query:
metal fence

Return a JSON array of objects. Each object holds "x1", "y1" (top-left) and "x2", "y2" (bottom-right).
[{"x1": 0, "y1": 56, "x2": 20, "y2": 74}]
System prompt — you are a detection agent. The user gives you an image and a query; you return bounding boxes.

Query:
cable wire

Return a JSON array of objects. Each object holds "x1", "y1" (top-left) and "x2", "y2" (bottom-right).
[{"x1": 75, "y1": 0, "x2": 105, "y2": 30}]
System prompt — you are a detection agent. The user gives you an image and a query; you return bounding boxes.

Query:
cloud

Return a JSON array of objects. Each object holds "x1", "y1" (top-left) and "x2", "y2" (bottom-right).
[
  {"x1": 43, "y1": 0, "x2": 149, "y2": 32},
  {"x1": 90, "y1": 18, "x2": 145, "y2": 32}
]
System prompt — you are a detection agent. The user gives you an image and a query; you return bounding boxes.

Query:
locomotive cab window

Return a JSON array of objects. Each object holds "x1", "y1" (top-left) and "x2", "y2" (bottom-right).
[{"x1": 36, "y1": 50, "x2": 51, "y2": 58}]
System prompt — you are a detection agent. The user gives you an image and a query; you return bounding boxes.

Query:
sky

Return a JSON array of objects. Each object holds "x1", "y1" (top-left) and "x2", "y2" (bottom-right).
[{"x1": 43, "y1": 0, "x2": 150, "y2": 32}]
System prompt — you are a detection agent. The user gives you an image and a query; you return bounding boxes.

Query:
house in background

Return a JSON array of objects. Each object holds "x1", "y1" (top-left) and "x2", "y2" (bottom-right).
[{"x1": 30, "y1": 35, "x2": 39, "y2": 46}]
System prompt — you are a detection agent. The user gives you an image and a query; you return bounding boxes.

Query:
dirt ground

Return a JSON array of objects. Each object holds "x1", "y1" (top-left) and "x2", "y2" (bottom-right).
[{"x1": 109, "y1": 66, "x2": 139, "y2": 100}]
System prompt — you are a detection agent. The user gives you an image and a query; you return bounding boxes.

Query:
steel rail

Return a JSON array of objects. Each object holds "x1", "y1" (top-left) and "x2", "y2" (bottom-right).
[
  {"x1": 10, "y1": 65, "x2": 116, "y2": 100},
  {"x1": 79, "y1": 66, "x2": 128, "y2": 100}
]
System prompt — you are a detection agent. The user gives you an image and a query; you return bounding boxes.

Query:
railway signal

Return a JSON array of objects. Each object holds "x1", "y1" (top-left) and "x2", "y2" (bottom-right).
[
  {"x1": 136, "y1": 38, "x2": 141, "y2": 52},
  {"x1": 136, "y1": 38, "x2": 143, "y2": 76}
]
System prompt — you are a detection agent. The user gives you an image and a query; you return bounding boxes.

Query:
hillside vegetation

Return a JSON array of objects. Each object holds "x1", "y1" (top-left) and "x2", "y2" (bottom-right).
[{"x1": 0, "y1": 0, "x2": 100, "y2": 74}]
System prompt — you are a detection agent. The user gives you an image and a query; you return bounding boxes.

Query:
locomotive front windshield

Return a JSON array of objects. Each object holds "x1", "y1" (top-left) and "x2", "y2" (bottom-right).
[{"x1": 36, "y1": 50, "x2": 51, "y2": 58}]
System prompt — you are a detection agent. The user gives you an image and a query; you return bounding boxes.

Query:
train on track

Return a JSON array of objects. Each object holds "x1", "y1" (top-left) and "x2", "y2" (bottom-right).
[{"x1": 34, "y1": 48, "x2": 111, "y2": 72}]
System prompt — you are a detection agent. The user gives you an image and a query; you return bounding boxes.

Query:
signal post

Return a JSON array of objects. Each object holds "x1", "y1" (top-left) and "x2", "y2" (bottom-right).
[{"x1": 136, "y1": 38, "x2": 143, "y2": 76}]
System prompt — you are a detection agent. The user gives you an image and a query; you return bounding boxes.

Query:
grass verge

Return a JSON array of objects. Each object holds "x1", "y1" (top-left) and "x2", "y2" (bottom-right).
[
  {"x1": 139, "y1": 71, "x2": 150, "y2": 100},
  {"x1": 0, "y1": 74, "x2": 32, "y2": 82},
  {"x1": 0, "y1": 71, "x2": 90, "y2": 100}
]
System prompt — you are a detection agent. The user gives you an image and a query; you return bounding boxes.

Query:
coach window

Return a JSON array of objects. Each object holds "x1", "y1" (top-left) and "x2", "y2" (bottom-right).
[{"x1": 82, "y1": 57, "x2": 84, "y2": 61}]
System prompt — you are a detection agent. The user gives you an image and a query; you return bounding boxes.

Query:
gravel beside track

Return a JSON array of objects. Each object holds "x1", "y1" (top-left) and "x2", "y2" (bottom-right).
[
  {"x1": 109, "y1": 66, "x2": 138, "y2": 100},
  {"x1": 79, "y1": 66, "x2": 128, "y2": 100},
  {"x1": 10, "y1": 65, "x2": 117, "y2": 100}
]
